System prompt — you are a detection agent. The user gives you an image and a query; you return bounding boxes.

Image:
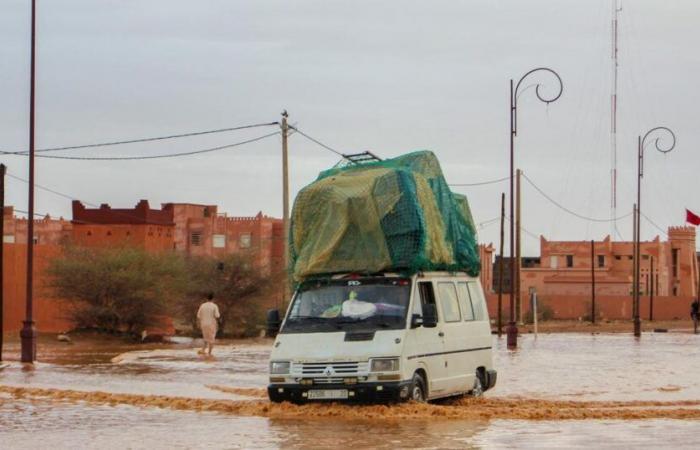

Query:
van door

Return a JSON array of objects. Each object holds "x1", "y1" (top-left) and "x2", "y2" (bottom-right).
[
  {"x1": 406, "y1": 281, "x2": 449, "y2": 397},
  {"x1": 436, "y1": 281, "x2": 471, "y2": 393},
  {"x1": 457, "y1": 281, "x2": 494, "y2": 383}
]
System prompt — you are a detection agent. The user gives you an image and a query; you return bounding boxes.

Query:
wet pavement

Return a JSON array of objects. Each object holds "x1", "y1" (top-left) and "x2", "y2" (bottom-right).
[{"x1": 1, "y1": 331, "x2": 699, "y2": 449}]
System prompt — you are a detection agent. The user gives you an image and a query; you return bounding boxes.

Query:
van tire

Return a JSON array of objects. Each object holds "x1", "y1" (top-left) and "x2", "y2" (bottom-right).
[{"x1": 410, "y1": 372, "x2": 427, "y2": 402}]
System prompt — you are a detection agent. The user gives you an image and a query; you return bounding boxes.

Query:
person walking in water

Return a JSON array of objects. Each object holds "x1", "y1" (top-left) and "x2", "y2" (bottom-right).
[{"x1": 197, "y1": 293, "x2": 221, "y2": 356}]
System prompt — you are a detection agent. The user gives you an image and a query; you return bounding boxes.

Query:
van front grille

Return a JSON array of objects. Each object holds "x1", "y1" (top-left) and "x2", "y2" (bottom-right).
[{"x1": 291, "y1": 361, "x2": 368, "y2": 377}]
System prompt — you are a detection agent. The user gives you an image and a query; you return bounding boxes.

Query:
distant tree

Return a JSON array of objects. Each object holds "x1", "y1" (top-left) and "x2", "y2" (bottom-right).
[
  {"x1": 46, "y1": 246, "x2": 186, "y2": 335},
  {"x1": 181, "y1": 253, "x2": 282, "y2": 336}
]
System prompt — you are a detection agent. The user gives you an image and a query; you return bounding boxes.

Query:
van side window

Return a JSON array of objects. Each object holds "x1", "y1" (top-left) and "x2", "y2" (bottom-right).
[
  {"x1": 466, "y1": 282, "x2": 485, "y2": 321},
  {"x1": 437, "y1": 282, "x2": 461, "y2": 322},
  {"x1": 456, "y1": 282, "x2": 475, "y2": 321},
  {"x1": 415, "y1": 282, "x2": 437, "y2": 319}
]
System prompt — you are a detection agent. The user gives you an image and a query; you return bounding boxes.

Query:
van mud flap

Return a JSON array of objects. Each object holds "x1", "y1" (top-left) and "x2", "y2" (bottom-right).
[{"x1": 485, "y1": 370, "x2": 497, "y2": 390}]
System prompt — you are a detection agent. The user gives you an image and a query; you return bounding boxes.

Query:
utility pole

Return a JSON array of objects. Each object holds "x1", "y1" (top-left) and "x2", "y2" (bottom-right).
[
  {"x1": 649, "y1": 256, "x2": 654, "y2": 321},
  {"x1": 633, "y1": 203, "x2": 640, "y2": 337},
  {"x1": 590, "y1": 239, "x2": 596, "y2": 324},
  {"x1": 497, "y1": 192, "x2": 505, "y2": 337},
  {"x1": 21, "y1": 0, "x2": 38, "y2": 363},
  {"x1": 515, "y1": 169, "x2": 522, "y2": 324},
  {"x1": 0, "y1": 164, "x2": 5, "y2": 362},
  {"x1": 281, "y1": 110, "x2": 291, "y2": 305}
]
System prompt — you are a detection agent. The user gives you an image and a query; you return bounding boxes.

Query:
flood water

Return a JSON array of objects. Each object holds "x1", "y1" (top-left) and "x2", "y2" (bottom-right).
[{"x1": 1, "y1": 331, "x2": 699, "y2": 449}]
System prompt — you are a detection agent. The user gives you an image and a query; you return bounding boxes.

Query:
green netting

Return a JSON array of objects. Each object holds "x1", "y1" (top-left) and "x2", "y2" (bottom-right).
[{"x1": 289, "y1": 150, "x2": 480, "y2": 281}]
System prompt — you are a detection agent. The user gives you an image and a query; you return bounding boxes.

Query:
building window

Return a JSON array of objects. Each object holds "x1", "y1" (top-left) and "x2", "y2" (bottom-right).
[
  {"x1": 203, "y1": 207, "x2": 210, "y2": 218},
  {"x1": 87, "y1": 231, "x2": 92, "y2": 236},
  {"x1": 627, "y1": 255, "x2": 633, "y2": 261},
  {"x1": 550, "y1": 256, "x2": 558, "y2": 269},
  {"x1": 213, "y1": 234, "x2": 226, "y2": 248},
  {"x1": 107, "y1": 231, "x2": 112, "y2": 236},
  {"x1": 32, "y1": 236, "x2": 39, "y2": 244},
  {"x1": 642, "y1": 254, "x2": 649, "y2": 260},
  {"x1": 597, "y1": 255, "x2": 605, "y2": 268},
  {"x1": 566, "y1": 255, "x2": 573, "y2": 268},
  {"x1": 239, "y1": 233, "x2": 252, "y2": 249},
  {"x1": 615, "y1": 255, "x2": 621, "y2": 260},
  {"x1": 672, "y1": 248, "x2": 679, "y2": 278},
  {"x1": 190, "y1": 231, "x2": 203, "y2": 246},
  {"x1": 3, "y1": 235, "x2": 15, "y2": 243}
]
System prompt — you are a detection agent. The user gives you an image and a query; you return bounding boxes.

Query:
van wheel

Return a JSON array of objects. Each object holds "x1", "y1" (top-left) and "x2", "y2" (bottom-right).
[
  {"x1": 471, "y1": 374, "x2": 484, "y2": 397},
  {"x1": 410, "y1": 373, "x2": 426, "y2": 402}
]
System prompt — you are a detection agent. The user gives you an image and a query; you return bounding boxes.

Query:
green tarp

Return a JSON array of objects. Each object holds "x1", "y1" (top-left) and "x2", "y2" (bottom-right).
[{"x1": 289, "y1": 150, "x2": 480, "y2": 281}]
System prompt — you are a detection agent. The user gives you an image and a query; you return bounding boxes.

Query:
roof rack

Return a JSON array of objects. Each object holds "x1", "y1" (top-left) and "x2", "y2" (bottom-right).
[{"x1": 342, "y1": 151, "x2": 382, "y2": 164}]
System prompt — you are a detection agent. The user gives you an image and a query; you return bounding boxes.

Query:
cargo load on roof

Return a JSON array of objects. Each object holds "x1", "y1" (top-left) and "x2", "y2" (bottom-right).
[{"x1": 289, "y1": 150, "x2": 480, "y2": 281}]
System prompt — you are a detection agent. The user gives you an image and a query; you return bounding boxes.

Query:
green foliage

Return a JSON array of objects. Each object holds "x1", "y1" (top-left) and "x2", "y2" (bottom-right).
[
  {"x1": 179, "y1": 253, "x2": 279, "y2": 337},
  {"x1": 46, "y1": 246, "x2": 186, "y2": 334}
]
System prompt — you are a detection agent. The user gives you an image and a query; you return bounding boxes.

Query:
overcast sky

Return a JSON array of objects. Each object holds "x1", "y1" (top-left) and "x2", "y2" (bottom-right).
[{"x1": 1, "y1": 0, "x2": 698, "y2": 255}]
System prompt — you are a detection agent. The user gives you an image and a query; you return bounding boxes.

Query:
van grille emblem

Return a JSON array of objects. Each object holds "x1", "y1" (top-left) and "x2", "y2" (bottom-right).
[{"x1": 323, "y1": 366, "x2": 335, "y2": 377}]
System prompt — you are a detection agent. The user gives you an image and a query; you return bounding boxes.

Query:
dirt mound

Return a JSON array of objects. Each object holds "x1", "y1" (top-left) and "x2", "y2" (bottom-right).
[{"x1": 3, "y1": 385, "x2": 700, "y2": 421}]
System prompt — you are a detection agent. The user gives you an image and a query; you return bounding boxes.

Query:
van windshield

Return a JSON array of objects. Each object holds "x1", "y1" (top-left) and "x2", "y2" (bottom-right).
[{"x1": 282, "y1": 277, "x2": 411, "y2": 333}]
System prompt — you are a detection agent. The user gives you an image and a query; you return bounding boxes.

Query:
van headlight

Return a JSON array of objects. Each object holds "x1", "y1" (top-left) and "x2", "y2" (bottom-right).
[
  {"x1": 270, "y1": 361, "x2": 291, "y2": 374},
  {"x1": 370, "y1": 358, "x2": 399, "y2": 372}
]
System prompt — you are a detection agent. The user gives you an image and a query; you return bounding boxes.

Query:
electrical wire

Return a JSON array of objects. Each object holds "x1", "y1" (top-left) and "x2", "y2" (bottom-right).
[
  {"x1": 25, "y1": 131, "x2": 281, "y2": 161},
  {"x1": 449, "y1": 176, "x2": 509, "y2": 187},
  {"x1": 288, "y1": 126, "x2": 346, "y2": 158},
  {"x1": 522, "y1": 172, "x2": 632, "y2": 223},
  {"x1": 5, "y1": 172, "x2": 174, "y2": 226},
  {"x1": 0, "y1": 122, "x2": 279, "y2": 155},
  {"x1": 640, "y1": 211, "x2": 669, "y2": 237}
]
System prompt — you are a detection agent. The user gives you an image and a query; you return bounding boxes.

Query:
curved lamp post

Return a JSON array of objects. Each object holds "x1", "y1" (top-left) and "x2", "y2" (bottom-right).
[
  {"x1": 633, "y1": 127, "x2": 676, "y2": 337},
  {"x1": 508, "y1": 68, "x2": 563, "y2": 348}
]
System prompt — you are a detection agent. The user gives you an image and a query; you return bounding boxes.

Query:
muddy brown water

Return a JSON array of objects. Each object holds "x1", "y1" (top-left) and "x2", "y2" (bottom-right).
[{"x1": 1, "y1": 332, "x2": 700, "y2": 449}]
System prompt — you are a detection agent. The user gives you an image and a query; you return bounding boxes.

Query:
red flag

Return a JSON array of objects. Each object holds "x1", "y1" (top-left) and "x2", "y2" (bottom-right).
[{"x1": 686, "y1": 209, "x2": 700, "y2": 226}]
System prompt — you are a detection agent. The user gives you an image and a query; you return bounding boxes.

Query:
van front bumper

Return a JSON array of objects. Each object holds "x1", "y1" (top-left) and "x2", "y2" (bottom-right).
[{"x1": 268, "y1": 381, "x2": 412, "y2": 403}]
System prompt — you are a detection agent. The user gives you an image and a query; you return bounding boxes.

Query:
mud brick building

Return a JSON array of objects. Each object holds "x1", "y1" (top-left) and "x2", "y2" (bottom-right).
[
  {"x1": 3, "y1": 206, "x2": 72, "y2": 245},
  {"x1": 495, "y1": 226, "x2": 698, "y2": 298},
  {"x1": 2, "y1": 200, "x2": 284, "y2": 333},
  {"x1": 165, "y1": 203, "x2": 284, "y2": 274},
  {"x1": 71, "y1": 200, "x2": 175, "y2": 251}
]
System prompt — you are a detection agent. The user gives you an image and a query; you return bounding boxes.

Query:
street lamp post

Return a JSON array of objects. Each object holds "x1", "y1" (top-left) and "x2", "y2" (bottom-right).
[
  {"x1": 508, "y1": 68, "x2": 563, "y2": 348},
  {"x1": 21, "y1": 0, "x2": 38, "y2": 363},
  {"x1": 634, "y1": 126, "x2": 676, "y2": 337}
]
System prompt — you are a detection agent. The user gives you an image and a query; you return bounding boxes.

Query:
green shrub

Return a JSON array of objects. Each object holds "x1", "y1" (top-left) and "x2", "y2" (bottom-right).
[{"x1": 46, "y1": 246, "x2": 186, "y2": 335}]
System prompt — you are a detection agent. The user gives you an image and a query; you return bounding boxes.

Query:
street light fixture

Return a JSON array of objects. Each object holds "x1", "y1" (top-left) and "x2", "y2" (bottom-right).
[
  {"x1": 633, "y1": 126, "x2": 676, "y2": 337},
  {"x1": 508, "y1": 67, "x2": 563, "y2": 348}
]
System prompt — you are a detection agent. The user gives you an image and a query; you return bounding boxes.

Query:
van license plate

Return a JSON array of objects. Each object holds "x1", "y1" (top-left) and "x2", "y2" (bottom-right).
[{"x1": 308, "y1": 389, "x2": 348, "y2": 400}]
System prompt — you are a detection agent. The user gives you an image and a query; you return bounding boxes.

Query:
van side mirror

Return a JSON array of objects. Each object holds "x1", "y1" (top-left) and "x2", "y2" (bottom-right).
[
  {"x1": 410, "y1": 314, "x2": 423, "y2": 329},
  {"x1": 422, "y1": 304, "x2": 438, "y2": 328},
  {"x1": 266, "y1": 309, "x2": 281, "y2": 337}
]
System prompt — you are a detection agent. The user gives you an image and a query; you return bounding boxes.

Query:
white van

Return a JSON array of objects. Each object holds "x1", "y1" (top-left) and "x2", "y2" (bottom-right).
[{"x1": 266, "y1": 271, "x2": 496, "y2": 403}]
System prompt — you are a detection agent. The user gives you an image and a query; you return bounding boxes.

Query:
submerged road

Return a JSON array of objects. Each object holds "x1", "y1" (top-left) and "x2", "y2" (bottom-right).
[{"x1": 1, "y1": 332, "x2": 699, "y2": 449}]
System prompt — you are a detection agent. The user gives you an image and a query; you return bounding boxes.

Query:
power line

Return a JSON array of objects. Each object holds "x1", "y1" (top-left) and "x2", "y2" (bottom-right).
[
  {"x1": 22, "y1": 131, "x2": 281, "y2": 161},
  {"x1": 639, "y1": 212, "x2": 668, "y2": 237},
  {"x1": 288, "y1": 126, "x2": 346, "y2": 158},
  {"x1": 522, "y1": 172, "x2": 633, "y2": 223},
  {"x1": 6, "y1": 172, "x2": 174, "y2": 226},
  {"x1": 0, "y1": 122, "x2": 279, "y2": 155},
  {"x1": 7, "y1": 173, "x2": 76, "y2": 201},
  {"x1": 449, "y1": 176, "x2": 509, "y2": 187}
]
